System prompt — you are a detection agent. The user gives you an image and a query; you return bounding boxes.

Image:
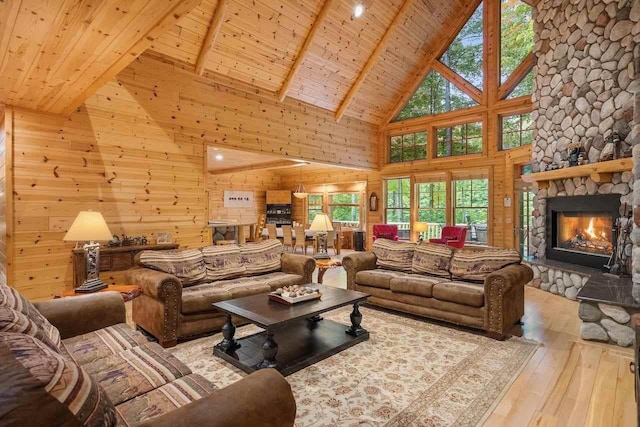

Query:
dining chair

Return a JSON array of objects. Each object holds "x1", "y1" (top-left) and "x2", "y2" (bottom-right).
[
  {"x1": 282, "y1": 226, "x2": 294, "y2": 252},
  {"x1": 326, "y1": 230, "x2": 338, "y2": 255},
  {"x1": 266, "y1": 223, "x2": 278, "y2": 240},
  {"x1": 294, "y1": 225, "x2": 314, "y2": 254},
  {"x1": 253, "y1": 213, "x2": 266, "y2": 242}
]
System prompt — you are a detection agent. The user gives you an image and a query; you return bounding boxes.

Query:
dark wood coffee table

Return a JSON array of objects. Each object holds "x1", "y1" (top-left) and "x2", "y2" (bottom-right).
[{"x1": 211, "y1": 284, "x2": 370, "y2": 376}]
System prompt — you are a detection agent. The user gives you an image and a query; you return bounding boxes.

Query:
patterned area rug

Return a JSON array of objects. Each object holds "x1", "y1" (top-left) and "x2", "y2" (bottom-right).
[{"x1": 170, "y1": 307, "x2": 539, "y2": 426}]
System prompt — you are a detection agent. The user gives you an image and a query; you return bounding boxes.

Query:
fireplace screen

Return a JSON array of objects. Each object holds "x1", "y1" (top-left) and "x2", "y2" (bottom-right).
[{"x1": 556, "y1": 212, "x2": 613, "y2": 257}]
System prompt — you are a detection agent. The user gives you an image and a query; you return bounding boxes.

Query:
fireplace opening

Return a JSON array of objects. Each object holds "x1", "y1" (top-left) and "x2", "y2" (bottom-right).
[
  {"x1": 546, "y1": 194, "x2": 620, "y2": 268},
  {"x1": 556, "y1": 212, "x2": 613, "y2": 257}
]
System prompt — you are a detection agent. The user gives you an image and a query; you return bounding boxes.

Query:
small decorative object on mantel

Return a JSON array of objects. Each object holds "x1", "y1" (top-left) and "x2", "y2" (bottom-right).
[
  {"x1": 121, "y1": 234, "x2": 148, "y2": 246},
  {"x1": 269, "y1": 285, "x2": 321, "y2": 305},
  {"x1": 567, "y1": 141, "x2": 583, "y2": 167},
  {"x1": 156, "y1": 232, "x2": 173, "y2": 244},
  {"x1": 599, "y1": 131, "x2": 619, "y2": 162}
]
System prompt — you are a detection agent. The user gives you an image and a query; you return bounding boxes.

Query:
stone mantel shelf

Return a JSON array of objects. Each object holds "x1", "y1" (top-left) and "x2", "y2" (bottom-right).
[{"x1": 521, "y1": 158, "x2": 632, "y2": 189}]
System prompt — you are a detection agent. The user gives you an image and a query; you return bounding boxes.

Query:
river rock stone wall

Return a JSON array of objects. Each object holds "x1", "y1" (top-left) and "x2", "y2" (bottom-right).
[{"x1": 579, "y1": 301, "x2": 639, "y2": 346}]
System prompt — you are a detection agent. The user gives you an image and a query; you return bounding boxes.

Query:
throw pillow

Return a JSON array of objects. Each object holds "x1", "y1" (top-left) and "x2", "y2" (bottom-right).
[
  {"x1": 0, "y1": 332, "x2": 117, "y2": 426},
  {"x1": 0, "y1": 305, "x2": 60, "y2": 351},
  {"x1": 412, "y1": 241, "x2": 454, "y2": 277},
  {"x1": 450, "y1": 247, "x2": 522, "y2": 281},
  {"x1": 372, "y1": 238, "x2": 416, "y2": 272},
  {"x1": 138, "y1": 249, "x2": 206, "y2": 287},
  {"x1": 240, "y1": 239, "x2": 283, "y2": 276},
  {"x1": 201, "y1": 245, "x2": 247, "y2": 282}
]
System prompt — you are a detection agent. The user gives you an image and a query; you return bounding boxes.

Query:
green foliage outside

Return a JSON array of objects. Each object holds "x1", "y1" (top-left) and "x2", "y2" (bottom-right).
[
  {"x1": 501, "y1": 0, "x2": 534, "y2": 83},
  {"x1": 436, "y1": 122, "x2": 482, "y2": 157},
  {"x1": 501, "y1": 112, "x2": 532, "y2": 149},
  {"x1": 390, "y1": 131, "x2": 427, "y2": 163},
  {"x1": 441, "y1": 2, "x2": 484, "y2": 89},
  {"x1": 454, "y1": 179, "x2": 489, "y2": 227},
  {"x1": 386, "y1": 178, "x2": 411, "y2": 223},
  {"x1": 507, "y1": 70, "x2": 533, "y2": 99},
  {"x1": 329, "y1": 193, "x2": 360, "y2": 225},
  {"x1": 417, "y1": 182, "x2": 446, "y2": 224}
]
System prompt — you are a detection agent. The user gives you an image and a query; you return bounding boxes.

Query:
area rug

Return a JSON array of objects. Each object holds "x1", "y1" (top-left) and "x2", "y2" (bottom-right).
[{"x1": 169, "y1": 307, "x2": 539, "y2": 426}]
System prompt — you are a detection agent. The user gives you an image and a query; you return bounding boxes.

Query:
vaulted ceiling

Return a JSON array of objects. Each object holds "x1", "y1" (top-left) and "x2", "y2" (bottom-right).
[{"x1": 0, "y1": 0, "x2": 477, "y2": 125}]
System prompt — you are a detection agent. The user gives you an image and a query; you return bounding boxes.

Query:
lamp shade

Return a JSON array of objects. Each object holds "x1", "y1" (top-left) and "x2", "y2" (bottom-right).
[
  {"x1": 63, "y1": 211, "x2": 113, "y2": 242},
  {"x1": 309, "y1": 213, "x2": 333, "y2": 232},
  {"x1": 414, "y1": 222, "x2": 428, "y2": 233}
]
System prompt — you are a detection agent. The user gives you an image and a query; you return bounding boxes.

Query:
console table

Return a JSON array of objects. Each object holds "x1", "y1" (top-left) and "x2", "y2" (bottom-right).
[{"x1": 72, "y1": 243, "x2": 178, "y2": 288}]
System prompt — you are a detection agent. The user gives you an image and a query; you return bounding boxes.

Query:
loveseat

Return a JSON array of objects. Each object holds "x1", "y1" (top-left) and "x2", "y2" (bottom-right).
[
  {"x1": 0, "y1": 285, "x2": 296, "y2": 426},
  {"x1": 343, "y1": 239, "x2": 533, "y2": 339},
  {"x1": 125, "y1": 240, "x2": 316, "y2": 347}
]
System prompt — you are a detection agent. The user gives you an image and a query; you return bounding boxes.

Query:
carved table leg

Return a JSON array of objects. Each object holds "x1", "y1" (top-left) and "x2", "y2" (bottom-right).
[
  {"x1": 346, "y1": 302, "x2": 367, "y2": 337},
  {"x1": 257, "y1": 331, "x2": 278, "y2": 369},
  {"x1": 317, "y1": 267, "x2": 327, "y2": 284},
  {"x1": 217, "y1": 314, "x2": 240, "y2": 352}
]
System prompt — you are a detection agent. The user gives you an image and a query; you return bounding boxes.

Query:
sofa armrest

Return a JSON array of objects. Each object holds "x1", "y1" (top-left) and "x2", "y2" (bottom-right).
[
  {"x1": 124, "y1": 267, "x2": 182, "y2": 301},
  {"x1": 483, "y1": 264, "x2": 533, "y2": 338},
  {"x1": 342, "y1": 252, "x2": 377, "y2": 290},
  {"x1": 140, "y1": 369, "x2": 296, "y2": 427},
  {"x1": 281, "y1": 253, "x2": 315, "y2": 284},
  {"x1": 33, "y1": 292, "x2": 126, "y2": 339}
]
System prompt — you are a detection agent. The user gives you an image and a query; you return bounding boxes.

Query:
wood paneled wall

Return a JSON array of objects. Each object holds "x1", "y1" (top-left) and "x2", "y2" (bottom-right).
[
  {"x1": 207, "y1": 169, "x2": 281, "y2": 223},
  {"x1": 0, "y1": 107, "x2": 6, "y2": 284}
]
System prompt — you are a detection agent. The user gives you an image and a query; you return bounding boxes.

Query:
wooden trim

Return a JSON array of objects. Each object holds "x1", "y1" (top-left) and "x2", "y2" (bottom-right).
[
  {"x1": 195, "y1": 0, "x2": 230, "y2": 76},
  {"x1": 209, "y1": 160, "x2": 302, "y2": 175},
  {"x1": 498, "y1": 51, "x2": 534, "y2": 100},
  {"x1": 431, "y1": 60, "x2": 483, "y2": 104},
  {"x1": 382, "y1": 0, "x2": 483, "y2": 125},
  {"x1": 335, "y1": 0, "x2": 415, "y2": 122},
  {"x1": 4, "y1": 107, "x2": 13, "y2": 284},
  {"x1": 278, "y1": 0, "x2": 337, "y2": 103},
  {"x1": 521, "y1": 159, "x2": 632, "y2": 187},
  {"x1": 60, "y1": 0, "x2": 201, "y2": 115}
]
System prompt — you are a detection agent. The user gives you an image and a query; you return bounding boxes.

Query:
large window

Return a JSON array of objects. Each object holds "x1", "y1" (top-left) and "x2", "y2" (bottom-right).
[
  {"x1": 385, "y1": 178, "x2": 411, "y2": 239},
  {"x1": 500, "y1": 0, "x2": 533, "y2": 83},
  {"x1": 308, "y1": 194, "x2": 323, "y2": 224},
  {"x1": 417, "y1": 182, "x2": 447, "y2": 240},
  {"x1": 390, "y1": 131, "x2": 427, "y2": 163},
  {"x1": 454, "y1": 179, "x2": 489, "y2": 244},
  {"x1": 436, "y1": 121, "x2": 483, "y2": 157},
  {"x1": 329, "y1": 193, "x2": 360, "y2": 227},
  {"x1": 501, "y1": 112, "x2": 533, "y2": 150}
]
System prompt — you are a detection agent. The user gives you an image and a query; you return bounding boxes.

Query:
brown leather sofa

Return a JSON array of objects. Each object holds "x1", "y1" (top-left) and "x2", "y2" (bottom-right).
[
  {"x1": 343, "y1": 240, "x2": 533, "y2": 339},
  {"x1": 0, "y1": 287, "x2": 296, "y2": 426},
  {"x1": 125, "y1": 240, "x2": 316, "y2": 347}
]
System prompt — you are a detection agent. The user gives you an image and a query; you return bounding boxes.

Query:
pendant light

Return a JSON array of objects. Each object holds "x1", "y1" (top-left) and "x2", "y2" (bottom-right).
[{"x1": 293, "y1": 164, "x2": 308, "y2": 199}]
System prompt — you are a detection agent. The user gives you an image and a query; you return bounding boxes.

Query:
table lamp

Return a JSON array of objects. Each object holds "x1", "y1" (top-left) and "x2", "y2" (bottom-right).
[
  {"x1": 63, "y1": 211, "x2": 113, "y2": 293},
  {"x1": 309, "y1": 213, "x2": 333, "y2": 260},
  {"x1": 414, "y1": 222, "x2": 428, "y2": 241}
]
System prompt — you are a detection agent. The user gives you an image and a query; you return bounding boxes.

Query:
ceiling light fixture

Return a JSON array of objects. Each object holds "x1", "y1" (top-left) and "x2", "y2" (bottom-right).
[
  {"x1": 215, "y1": 154, "x2": 223, "y2": 161},
  {"x1": 353, "y1": 3, "x2": 364, "y2": 18},
  {"x1": 293, "y1": 164, "x2": 308, "y2": 199}
]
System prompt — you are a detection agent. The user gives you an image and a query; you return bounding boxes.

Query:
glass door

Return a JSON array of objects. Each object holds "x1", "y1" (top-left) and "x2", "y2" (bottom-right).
[{"x1": 516, "y1": 164, "x2": 534, "y2": 256}]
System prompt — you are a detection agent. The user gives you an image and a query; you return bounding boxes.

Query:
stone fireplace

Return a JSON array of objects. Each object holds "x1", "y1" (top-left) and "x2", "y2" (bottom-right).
[{"x1": 545, "y1": 194, "x2": 620, "y2": 268}]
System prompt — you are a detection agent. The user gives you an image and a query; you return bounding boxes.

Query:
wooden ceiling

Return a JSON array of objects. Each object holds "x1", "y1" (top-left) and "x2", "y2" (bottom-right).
[
  {"x1": 0, "y1": 0, "x2": 199, "y2": 114},
  {"x1": 0, "y1": 0, "x2": 472, "y2": 125},
  {"x1": 148, "y1": 0, "x2": 469, "y2": 125},
  {"x1": 207, "y1": 146, "x2": 306, "y2": 174}
]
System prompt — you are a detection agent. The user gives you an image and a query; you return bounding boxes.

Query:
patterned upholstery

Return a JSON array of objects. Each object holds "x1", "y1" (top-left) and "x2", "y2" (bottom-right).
[
  {"x1": 62, "y1": 323, "x2": 150, "y2": 365},
  {"x1": 0, "y1": 283, "x2": 61, "y2": 349},
  {"x1": 138, "y1": 249, "x2": 206, "y2": 287},
  {"x1": 82, "y1": 343, "x2": 192, "y2": 405},
  {"x1": 411, "y1": 241, "x2": 454, "y2": 277},
  {"x1": 0, "y1": 332, "x2": 117, "y2": 426},
  {"x1": 239, "y1": 239, "x2": 283, "y2": 275},
  {"x1": 201, "y1": 245, "x2": 246, "y2": 281},
  {"x1": 0, "y1": 306, "x2": 60, "y2": 351},
  {"x1": 115, "y1": 374, "x2": 216, "y2": 426},
  {"x1": 450, "y1": 247, "x2": 521, "y2": 281},
  {"x1": 372, "y1": 239, "x2": 416, "y2": 272}
]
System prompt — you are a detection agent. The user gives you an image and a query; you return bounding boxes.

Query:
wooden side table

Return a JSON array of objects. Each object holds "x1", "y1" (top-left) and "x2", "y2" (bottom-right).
[
  {"x1": 55, "y1": 285, "x2": 142, "y2": 302},
  {"x1": 315, "y1": 260, "x2": 342, "y2": 284}
]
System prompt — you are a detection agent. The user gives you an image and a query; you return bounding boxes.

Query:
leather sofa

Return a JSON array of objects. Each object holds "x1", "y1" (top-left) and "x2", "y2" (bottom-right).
[
  {"x1": 0, "y1": 286, "x2": 296, "y2": 426},
  {"x1": 125, "y1": 240, "x2": 316, "y2": 347},
  {"x1": 342, "y1": 239, "x2": 533, "y2": 339}
]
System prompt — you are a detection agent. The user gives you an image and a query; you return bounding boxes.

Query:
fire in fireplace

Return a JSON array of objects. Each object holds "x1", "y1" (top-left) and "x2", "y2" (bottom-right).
[
  {"x1": 546, "y1": 194, "x2": 621, "y2": 268},
  {"x1": 557, "y1": 213, "x2": 613, "y2": 256}
]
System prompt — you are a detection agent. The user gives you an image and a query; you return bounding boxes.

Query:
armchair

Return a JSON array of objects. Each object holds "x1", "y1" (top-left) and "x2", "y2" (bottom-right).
[
  {"x1": 372, "y1": 224, "x2": 399, "y2": 241},
  {"x1": 429, "y1": 226, "x2": 467, "y2": 249}
]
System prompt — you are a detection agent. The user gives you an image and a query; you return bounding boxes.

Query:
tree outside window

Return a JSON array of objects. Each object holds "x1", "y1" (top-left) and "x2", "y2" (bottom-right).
[
  {"x1": 501, "y1": 112, "x2": 532, "y2": 150},
  {"x1": 385, "y1": 178, "x2": 411, "y2": 239},
  {"x1": 500, "y1": 0, "x2": 533, "y2": 83},
  {"x1": 454, "y1": 178, "x2": 489, "y2": 244},
  {"x1": 307, "y1": 194, "x2": 323, "y2": 224},
  {"x1": 329, "y1": 193, "x2": 360, "y2": 227},
  {"x1": 436, "y1": 121, "x2": 483, "y2": 157},
  {"x1": 390, "y1": 131, "x2": 427, "y2": 163},
  {"x1": 417, "y1": 182, "x2": 447, "y2": 240}
]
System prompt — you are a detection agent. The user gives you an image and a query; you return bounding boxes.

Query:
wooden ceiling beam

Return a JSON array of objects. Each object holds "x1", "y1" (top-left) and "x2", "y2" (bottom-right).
[
  {"x1": 431, "y1": 60, "x2": 483, "y2": 104},
  {"x1": 497, "y1": 51, "x2": 534, "y2": 100},
  {"x1": 195, "y1": 0, "x2": 230, "y2": 76},
  {"x1": 278, "y1": 0, "x2": 337, "y2": 103},
  {"x1": 335, "y1": 0, "x2": 415, "y2": 122},
  {"x1": 209, "y1": 160, "x2": 305, "y2": 175},
  {"x1": 60, "y1": 0, "x2": 201, "y2": 115},
  {"x1": 382, "y1": 0, "x2": 483, "y2": 125}
]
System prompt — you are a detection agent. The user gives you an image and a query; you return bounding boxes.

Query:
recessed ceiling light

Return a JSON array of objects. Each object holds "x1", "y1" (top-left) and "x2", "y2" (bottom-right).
[
  {"x1": 215, "y1": 154, "x2": 223, "y2": 161},
  {"x1": 353, "y1": 3, "x2": 364, "y2": 18}
]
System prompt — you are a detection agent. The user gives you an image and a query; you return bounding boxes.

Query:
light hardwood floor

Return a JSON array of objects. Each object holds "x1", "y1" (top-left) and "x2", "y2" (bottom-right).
[{"x1": 316, "y1": 251, "x2": 636, "y2": 427}]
